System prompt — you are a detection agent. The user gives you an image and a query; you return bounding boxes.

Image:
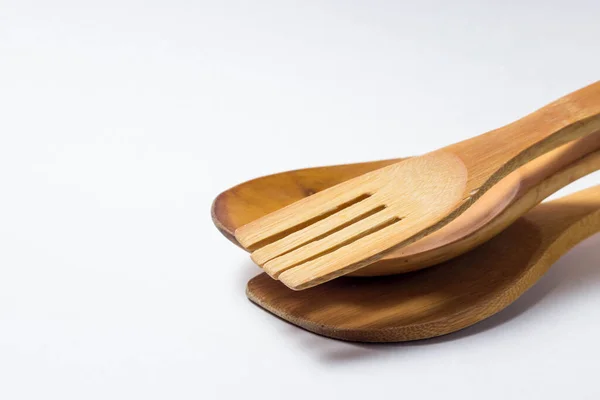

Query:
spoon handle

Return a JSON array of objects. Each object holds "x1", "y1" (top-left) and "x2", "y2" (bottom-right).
[{"x1": 446, "y1": 80, "x2": 600, "y2": 194}]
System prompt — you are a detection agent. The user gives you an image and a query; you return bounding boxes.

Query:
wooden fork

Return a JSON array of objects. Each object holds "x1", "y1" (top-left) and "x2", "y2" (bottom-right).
[{"x1": 235, "y1": 81, "x2": 600, "y2": 290}]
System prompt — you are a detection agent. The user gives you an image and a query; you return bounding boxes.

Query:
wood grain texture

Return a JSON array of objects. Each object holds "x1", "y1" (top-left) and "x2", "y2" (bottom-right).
[
  {"x1": 246, "y1": 186, "x2": 600, "y2": 342},
  {"x1": 211, "y1": 158, "x2": 402, "y2": 246},
  {"x1": 213, "y1": 134, "x2": 600, "y2": 275},
  {"x1": 234, "y1": 81, "x2": 600, "y2": 290}
]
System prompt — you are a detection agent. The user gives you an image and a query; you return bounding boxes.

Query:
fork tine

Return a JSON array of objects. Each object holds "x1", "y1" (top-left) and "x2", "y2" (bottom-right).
[
  {"x1": 277, "y1": 210, "x2": 459, "y2": 289},
  {"x1": 262, "y1": 208, "x2": 399, "y2": 278},
  {"x1": 234, "y1": 178, "x2": 377, "y2": 249},
  {"x1": 251, "y1": 196, "x2": 383, "y2": 265},
  {"x1": 278, "y1": 223, "x2": 412, "y2": 289}
]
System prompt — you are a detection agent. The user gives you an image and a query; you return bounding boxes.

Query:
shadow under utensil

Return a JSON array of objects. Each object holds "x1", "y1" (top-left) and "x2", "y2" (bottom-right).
[{"x1": 238, "y1": 260, "x2": 263, "y2": 288}]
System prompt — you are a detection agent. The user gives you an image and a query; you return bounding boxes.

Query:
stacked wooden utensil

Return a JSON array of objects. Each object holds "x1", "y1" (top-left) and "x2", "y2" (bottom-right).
[{"x1": 212, "y1": 81, "x2": 600, "y2": 342}]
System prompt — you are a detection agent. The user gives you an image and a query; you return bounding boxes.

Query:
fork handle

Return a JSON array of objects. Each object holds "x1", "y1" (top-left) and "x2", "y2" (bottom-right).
[{"x1": 444, "y1": 80, "x2": 600, "y2": 194}]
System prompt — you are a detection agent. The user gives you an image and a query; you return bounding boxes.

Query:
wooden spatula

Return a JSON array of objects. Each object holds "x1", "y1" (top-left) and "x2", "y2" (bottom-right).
[
  {"x1": 236, "y1": 81, "x2": 600, "y2": 290},
  {"x1": 247, "y1": 185, "x2": 600, "y2": 342}
]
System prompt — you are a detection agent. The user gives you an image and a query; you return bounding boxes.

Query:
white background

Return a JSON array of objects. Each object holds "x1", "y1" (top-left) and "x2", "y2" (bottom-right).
[{"x1": 2, "y1": 1, "x2": 600, "y2": 399}]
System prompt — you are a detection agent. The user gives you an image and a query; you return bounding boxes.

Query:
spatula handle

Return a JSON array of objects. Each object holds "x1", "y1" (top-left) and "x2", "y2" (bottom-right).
[{"x1": 445, "y1": 81, "x2": 600, "y2": 193}]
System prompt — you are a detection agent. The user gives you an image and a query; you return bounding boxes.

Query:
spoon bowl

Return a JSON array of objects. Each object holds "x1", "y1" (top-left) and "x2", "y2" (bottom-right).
[{"x1": 213, "y1": 134, "x2": 600, "y2": 276}]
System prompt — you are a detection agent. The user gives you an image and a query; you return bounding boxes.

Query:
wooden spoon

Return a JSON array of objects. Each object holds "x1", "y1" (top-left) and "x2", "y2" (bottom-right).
[
  {"x1": 213, "y1": 134, "x2": 600, "y2": 276},
  {"x1": 234, "y1": 81, "x2": 600, "y2": 290},
  {"x1": 246, "y1": 185, "x2": 600, "y2": 342}
]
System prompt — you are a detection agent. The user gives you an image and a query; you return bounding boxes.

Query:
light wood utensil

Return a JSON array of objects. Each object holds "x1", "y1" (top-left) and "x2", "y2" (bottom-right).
[
  {"x1": 213, "y1": 134, "x2": 600, "y2": 275},
  {"x1": 230, "y1": 81, "x2": 600, "y2": 289},
  {"x1": 246, "y1": 185, "x2": 600, "y2": 342}
]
